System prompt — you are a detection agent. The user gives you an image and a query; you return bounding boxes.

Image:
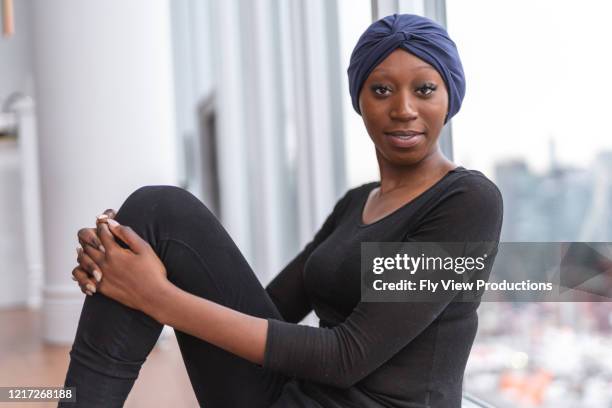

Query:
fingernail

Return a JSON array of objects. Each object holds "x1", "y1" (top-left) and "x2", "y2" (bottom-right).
[
  {"x1": 96, "y1": 214, "x2": 108, "y2": 221},
  {"x1": 85, "y1": 290, "x2": 93, "y2": 296},
  {"x1": 107, "y1": 219, "x2": 119, "y2": 228},
  {"x1": 86, "y1": 283, "x2": 96, "y2": 293},
  {"x1": 93, "y1": 270, "x2": 102, "y2": 282},
  {"x1": 76, "y1": 247, "x2": 82, "y2": 256},
  {"x1": 99, "y1": 245, "x2": 106, "y2": 253},
  {"x1": 71, "y1": 276, "x2": 77, "y2": 281}
]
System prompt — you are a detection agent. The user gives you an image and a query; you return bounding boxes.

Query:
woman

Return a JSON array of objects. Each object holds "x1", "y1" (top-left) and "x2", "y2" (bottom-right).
[{"x1": 64, "y1": 13, "x2": 503, "y2": 408}]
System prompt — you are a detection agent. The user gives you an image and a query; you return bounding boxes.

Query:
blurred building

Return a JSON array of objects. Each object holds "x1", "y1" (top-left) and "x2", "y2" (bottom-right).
[{"x1": 494, "y1": 153, "x2": 597, "y2": 242}]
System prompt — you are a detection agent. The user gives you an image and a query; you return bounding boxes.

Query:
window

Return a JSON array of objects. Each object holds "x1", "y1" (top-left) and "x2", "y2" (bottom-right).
[
  {"x1": 446, "y1": 1, "x2": 612, "y2": 406},
  {"x1": 337, "y1": 0, "x2": 378, "y2": 188}
]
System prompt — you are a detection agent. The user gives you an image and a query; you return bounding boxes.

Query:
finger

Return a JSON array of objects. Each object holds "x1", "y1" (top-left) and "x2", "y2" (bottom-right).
[
  {"x1": 94, "y1": 217, "x2": 109, "y2": 253},
  {"x1": 82, "y1": 241, "x2": 106, "y2": 267},
  {"x1": 96, "y1": 208, "x2": 117, "y2": 224},
  {"x1": 72, "y1": 266, "x2": 97, "y2": 296},
  {"x1": 76, "y1": 247, "x2": 103, "y2": 282},
  {"x1": 77, "y1": 227, "x2": 105, "y2": 253},
  {"x1": 106, "y1": 219, "x2": 147, "y2": 254},
  {"x1": 97, "y1": 221, "x2": 119, "y2": 252}
]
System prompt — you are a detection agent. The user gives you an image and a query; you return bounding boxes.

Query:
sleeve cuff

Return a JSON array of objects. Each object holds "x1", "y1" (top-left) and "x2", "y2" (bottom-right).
[{"x1": 263, "y1": 318, "x2": 284, "y2": 371}]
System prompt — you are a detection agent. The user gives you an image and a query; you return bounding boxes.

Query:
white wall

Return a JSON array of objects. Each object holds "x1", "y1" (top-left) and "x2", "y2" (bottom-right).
[
  {"x1": 29, "y1": 0, "x2": 179, "y2": 343},
  {"x1": 0, "y1": 0, "x2": 34, "y2": 103},
  {"x1": 0, "y1": 141, "x2": 28, "y2": 307},
  {"x1": 0, "y1": 0, "x2": 34, "y2": 308}
]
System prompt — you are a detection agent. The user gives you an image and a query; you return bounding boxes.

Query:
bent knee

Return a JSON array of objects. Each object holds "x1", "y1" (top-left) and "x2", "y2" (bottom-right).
[
  {"x1": 120, "y1": 185, "x2": 210, "y2": 222},
  {"x1": 130, "y1": 185, "x2": 186, "y2": 199}
]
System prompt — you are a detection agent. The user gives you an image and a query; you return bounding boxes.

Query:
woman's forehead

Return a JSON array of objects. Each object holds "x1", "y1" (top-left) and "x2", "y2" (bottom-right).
[
  {"x1": 368, "y1": 50, "x2": 441, "y2": 80},
  {"x1": 374, "y1": 49, "x2": 436, "y2": 72}
]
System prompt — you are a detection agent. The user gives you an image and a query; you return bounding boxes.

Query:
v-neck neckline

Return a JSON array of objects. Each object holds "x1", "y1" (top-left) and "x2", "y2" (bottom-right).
[{"x1": 358, "y1": 166, "x2": 464, "y2": 228}]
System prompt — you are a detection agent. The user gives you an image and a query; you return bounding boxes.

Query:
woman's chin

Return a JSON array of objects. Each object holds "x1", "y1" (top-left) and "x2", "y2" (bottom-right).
[{"x1": 379, "y1": 152, "x2": 425, "y2": 167}]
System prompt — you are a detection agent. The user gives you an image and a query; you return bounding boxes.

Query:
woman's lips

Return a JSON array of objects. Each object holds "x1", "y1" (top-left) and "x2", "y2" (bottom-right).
[{"x1": 385, "y1": 132, "x2": 424, "y2": 148}]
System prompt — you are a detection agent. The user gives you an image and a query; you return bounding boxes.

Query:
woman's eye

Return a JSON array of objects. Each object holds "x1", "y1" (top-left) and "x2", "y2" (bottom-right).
[
  {"x1": 416, "y1": 83, "x2": 437, "y2": 96},
  {"x1": 372, "y1": 85, "x2": 391, "y2": 96},
  {"x1": 370, "y1": 83, "x2": 436, "y2": 97}
]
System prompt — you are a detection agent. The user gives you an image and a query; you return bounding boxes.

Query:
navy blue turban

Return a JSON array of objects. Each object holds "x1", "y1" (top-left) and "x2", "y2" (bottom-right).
[{"x1": 347, "y1": 13, "x2": 466, "y2": 124}]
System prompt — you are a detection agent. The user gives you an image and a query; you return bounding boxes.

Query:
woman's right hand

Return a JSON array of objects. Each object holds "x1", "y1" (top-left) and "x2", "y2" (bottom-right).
[{"x1": 72, "y1": 208, "x2": 116, "y2": 295}]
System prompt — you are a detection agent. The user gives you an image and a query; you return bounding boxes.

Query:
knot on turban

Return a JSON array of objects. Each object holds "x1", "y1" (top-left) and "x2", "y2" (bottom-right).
[{"x1": 347, "y1": 13, "x2": 466, "y2": 124}]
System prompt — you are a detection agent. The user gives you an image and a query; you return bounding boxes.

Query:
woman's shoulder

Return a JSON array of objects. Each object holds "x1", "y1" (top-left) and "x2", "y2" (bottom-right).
[
  {"x1": 427, "y1": 167, "x2": 504, "y2": 236},
  {"x1": 409, "y1": 166, "x2": 503, "y2": 230},
  {"x1": 410, "y1": 167, "x2": 504, "y2": 242},
  {"x1": 444, "y1": 166, "x2": 503, "y2": 207},
  {"x1": 325, "y1": 182, "x2": 379, "y2": 221},
  {"x1": 338, "y1": 181, "x2": 379, "y2": 203}
]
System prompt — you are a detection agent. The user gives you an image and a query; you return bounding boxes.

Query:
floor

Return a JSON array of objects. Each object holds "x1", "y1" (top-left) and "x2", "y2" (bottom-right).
[{"x1": 0, "y1": 307, "x2": 199, "y2": 407}]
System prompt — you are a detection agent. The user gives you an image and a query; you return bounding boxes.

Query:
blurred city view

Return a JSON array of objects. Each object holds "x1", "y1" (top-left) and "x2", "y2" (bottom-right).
[
  {"x1": 442, "y1": 0, "x2": 612, "y2": 405},
  {"x1": 495, "y1": 150, "x2": 612, "y2": 243},
  {"x1": 464, "y1": 152, "x2": 612, "y2": 407}
]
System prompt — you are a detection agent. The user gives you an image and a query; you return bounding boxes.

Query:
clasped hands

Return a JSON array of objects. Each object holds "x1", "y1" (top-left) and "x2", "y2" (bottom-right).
[{"x1": 71, "y1": 209, "x2": 169, "y2": 316}]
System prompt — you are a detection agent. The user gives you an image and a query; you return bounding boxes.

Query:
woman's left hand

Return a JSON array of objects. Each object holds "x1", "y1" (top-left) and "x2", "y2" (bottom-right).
[{"x1": 82, "y1": 219, "x2": 169, "y2": 315}]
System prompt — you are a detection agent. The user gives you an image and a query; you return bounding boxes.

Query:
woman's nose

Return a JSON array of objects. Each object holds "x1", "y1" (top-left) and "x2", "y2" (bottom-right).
[{"x1": 389, "y1": 90, "x2": 418, "y2": 120}]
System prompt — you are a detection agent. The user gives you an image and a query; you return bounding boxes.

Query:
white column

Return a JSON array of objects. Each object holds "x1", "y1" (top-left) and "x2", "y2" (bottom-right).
[
  {"x1": 209, "y1": 0, "x2": 252, "y2": 259},
  {"x1": 287, "y1": 0, "x2": 346, "y2": 244},
  {"x1": 0, "y1": 129, "x2": 28, "y2": 308},
  {"x1": 372, "y1": 0, "x2": 401, "y2": 20},
  {"x1": 30, "y1": 0, "x2": 178, "y2": 344},
  {"x1": 13, "y1": 96, "x2": 44, "y2": 308},
  {"x1": 239, "y1": 0, "x2": 284, "y2": 283}
]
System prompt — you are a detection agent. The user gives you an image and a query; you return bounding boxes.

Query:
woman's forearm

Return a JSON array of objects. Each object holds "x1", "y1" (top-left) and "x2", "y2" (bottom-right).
[{"x1": 151, "y1": 282, "x2": 269, "y2": 365}]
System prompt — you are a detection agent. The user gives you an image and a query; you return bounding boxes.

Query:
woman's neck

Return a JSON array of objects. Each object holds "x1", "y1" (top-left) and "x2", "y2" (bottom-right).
[{"x1": 375, "y1": 149, "x2": 455, "y2": 195}]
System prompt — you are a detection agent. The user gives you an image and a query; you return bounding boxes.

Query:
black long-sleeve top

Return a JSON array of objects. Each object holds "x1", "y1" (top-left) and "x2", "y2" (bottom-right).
[{"x1": 264, "y1": 167, "x2": 503, "y2": 408}]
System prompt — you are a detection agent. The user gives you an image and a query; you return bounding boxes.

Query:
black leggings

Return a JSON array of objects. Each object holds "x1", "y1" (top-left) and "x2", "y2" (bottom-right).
[{"x1": 61, "y1": 186, "x2": 289, "y2": 407}]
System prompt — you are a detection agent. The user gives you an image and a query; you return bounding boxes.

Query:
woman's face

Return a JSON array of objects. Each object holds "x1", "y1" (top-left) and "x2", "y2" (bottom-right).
[{"x1": 358, "y1": 48, "x2": 449, "y2": 166}]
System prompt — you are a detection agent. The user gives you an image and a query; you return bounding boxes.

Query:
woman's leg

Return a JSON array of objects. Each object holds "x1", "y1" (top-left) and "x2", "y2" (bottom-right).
[{"x1": 62, "y1": 186, "x2": 289, "y2": 407}]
